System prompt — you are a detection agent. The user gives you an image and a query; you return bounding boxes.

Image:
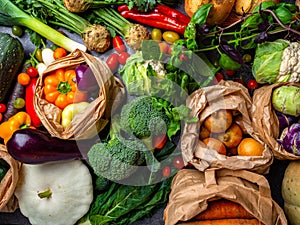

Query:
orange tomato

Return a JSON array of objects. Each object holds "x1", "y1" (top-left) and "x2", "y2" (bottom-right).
[
  {"x1": 203, "y1": 137, "x2": 227, "y2": 155},
  {"x1": 237, "y1": 138, "x2": 264, "y2": 156},
  {"x1": 43, "y1": 68, "x2": 87, "y2": 109},
  {"x1": 53, "y1": 47, "x2": 67, "y2": 59},
  {"x1": 17, "y1": 72, "x2": 31, "y2": 86}
]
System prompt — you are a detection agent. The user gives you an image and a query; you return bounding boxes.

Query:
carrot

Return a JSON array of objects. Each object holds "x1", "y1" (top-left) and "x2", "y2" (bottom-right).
[
  {"x1": 177, "y1": 218, "x2": 264, "y2": 225},
  {"x1": 194, "y1": 199, "x2": 255, "y2": 220}
]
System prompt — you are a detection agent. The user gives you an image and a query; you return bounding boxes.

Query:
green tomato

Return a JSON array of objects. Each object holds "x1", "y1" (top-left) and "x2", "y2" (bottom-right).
[
  {"x1": 35, "y1": 48, "x2": 43, "y2": 62},
  {"x1": 13, "y1": 97, "x2": 25, "y2": 109},
  {"x1": 219, "y1": 54, "x2": 241, "y2": 71},
  {"x1": 12, "y1": 25, "x2": 23, "y2": 37}
]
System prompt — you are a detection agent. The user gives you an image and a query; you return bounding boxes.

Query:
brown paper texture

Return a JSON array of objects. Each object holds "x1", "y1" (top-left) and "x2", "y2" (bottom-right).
[
  {"x1": 181, "y1": 80, "x2": 273, "y2": 174},
  {"x1": 0, "y1": 144, "x2": 21, "y2": 212},
  {"x1": 34, "y1": 49, "x2": 125, "y2": 140},
  {"x1": 164, "y1": 168, "x2": 287, "y2": 225},
  {"x1": 252, "y1": 82, "x2": 300, "y2": 160}
]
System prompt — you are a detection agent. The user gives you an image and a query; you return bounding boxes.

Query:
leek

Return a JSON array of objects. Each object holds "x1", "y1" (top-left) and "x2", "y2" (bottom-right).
[{"x1": 0, "y1": 0, "x2": 86, "y2": 52}]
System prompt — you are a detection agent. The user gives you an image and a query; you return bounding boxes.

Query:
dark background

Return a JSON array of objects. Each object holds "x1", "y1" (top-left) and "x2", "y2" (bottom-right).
[{"x1": 0, "y1": 0, "x2": 296, "y2": 224}]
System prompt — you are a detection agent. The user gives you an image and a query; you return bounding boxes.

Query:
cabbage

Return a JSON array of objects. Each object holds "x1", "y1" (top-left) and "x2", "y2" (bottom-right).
[
  {"x1": 278, "y1": 123, "x2": 300, "y2": 155},
  {"x1": 272, "y1": 85, "x2": 300, "y2": 117},
  {"x1": 252, "y1": 39, "x2": 289, "y2": 84}
]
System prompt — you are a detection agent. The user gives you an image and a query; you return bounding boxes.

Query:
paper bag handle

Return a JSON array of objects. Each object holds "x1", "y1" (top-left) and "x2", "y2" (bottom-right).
[{"x1": 204, "y1": 169, "x2": 272, "y2": 198}]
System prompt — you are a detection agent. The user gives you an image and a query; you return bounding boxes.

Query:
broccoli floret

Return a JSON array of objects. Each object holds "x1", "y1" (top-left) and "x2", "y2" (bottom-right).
[
  {"x1": 94, "y1": 176, "x2": 111, "y2": 192},
  {"x1": 120, "y1": 96, "x2": 169, "y2": 139},
  {"x1": 87, "y1": 135, "x2": 146, "y2": 181}
]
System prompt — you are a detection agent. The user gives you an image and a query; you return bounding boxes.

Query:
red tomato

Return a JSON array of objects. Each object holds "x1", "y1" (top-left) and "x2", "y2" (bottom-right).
[
  {"x1": 167, "y1": 44, "x2": 173, "y2": 55},
  {"x1": 162, "y1": 166, "x2": 171, "y2": 177},
  {"x1": 173, "y1": 156, "x2": 184, "y2": 169},
  {"x1": 106, "y1": 53, "x2": 120, "y2": 73},
  {"x1": 0, "y1": 103, "x2": 7, "y2": 113},
  {"x1": 113, "y1": 36, "x2": 126, "y2": 53},
  {"x1": 153, "y1": 134, "x2": 167, "y2": 150},
  {"x1": 118, "y1": 52, "x2": 130, "y2": 65},
  {"x1": 224, "y1": 70, "x2": 236, "y2": 76},
  {"x1": 247, "y1": 79, "x2": 259, "y2": 90},
  {"x1": 213, "y1": 72, "x2": 224, "y2": 84},
  {"x1": 179, "y1": 53, "x2": 188, "y2": 62},
  {"x1": 26, "y1": 66, "x2": 39, "y2": 78},
  {"x1": 158, "y1": 42, "x2": 169, "y2": 54}
]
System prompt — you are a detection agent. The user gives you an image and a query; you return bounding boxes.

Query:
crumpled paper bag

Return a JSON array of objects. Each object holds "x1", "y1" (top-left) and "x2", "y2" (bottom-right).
[
  {"x1": 0, "y1": 144, "x2": 21, "y2": 212},
  {"x1": 251, "y1": 82, "x2": 300, "y2": 160},
  {"x1": 164, "y1": 168, "x2": 287, "y2": 225},
  {"x1": 181, "y1": 80, "x2": 273, "y2": 174},
  {"x1": 34, "y1": 49, "x2": 125, "y2": 140}
]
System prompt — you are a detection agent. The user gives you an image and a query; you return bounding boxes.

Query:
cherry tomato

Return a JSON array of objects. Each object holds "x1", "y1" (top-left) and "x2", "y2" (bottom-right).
[
  {"x1": 151, "y1": 28, "x2": 162, "y2": 41},
  {"x1": 113, "y1": 36, "x2": 126, "y2": 53},
  {"x1": 179, "y1": 53, "x2": 188, "y2": 62},
  {"x1": 224, "y1": 70, "x2": 236, "y2": 76},
  {"x1": 0, "y1": 104, "x2": 7, "y2": 113},
  {"x1": 214, "y1": 72, "x2": 224, "y2": 83},
  {"x1": 158, "y1": 42, "x2": 169, "y2": 54},
  {"x1": 247, "y1": 79, "x2": 259, "y2": 90},
  {"x1": 153, "y1": 134, "x2": 167, "y2": 150},
  {"x1": 173, "y1": 156, "x2": 184, "y2": 169},
  {"x1": 106, "y1": 53, "x2": 120, "y2": 73},
  {"x1": 17, "y1": 73, "x2": 31, "y2": 86},
  {"x1": 53, "y1": 47, "x2": 67, "y2": 59},
  {"x1": 13, "y1": 97, "x2": 25, "y2": 109},
  {"x1": 12, "y1": 25, "x2": 23, "y2": 37},
  {"x1": 118, "y1": 52, "x2": 130, "y2": 65},
  {"x1": 26, "y1": 66, "x2": 39, "y2": 78},
  {"x1": 167, "y1": 44, "x2": 173, "y2": 55},
  {"x1": 162, "y1": 166, "x2": 171, "y2": 177}
]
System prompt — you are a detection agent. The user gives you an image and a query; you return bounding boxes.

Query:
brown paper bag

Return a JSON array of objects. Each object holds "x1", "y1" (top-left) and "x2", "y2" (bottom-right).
[
  {"x1": 34, "y1": 49, "x2": 125, "y2": 140},
  {"x1": 181, "y1": 80, "x2": 273, "y2": 174},
  {"x1": 0, "y1": 144, "x2": 21, "y2": 212},
  {"x1": 164, "y1": 168, "x2": 287, "y2": 225},
  {"x1": 252, "y1": 82, "x2": 300, "y2": 160}
]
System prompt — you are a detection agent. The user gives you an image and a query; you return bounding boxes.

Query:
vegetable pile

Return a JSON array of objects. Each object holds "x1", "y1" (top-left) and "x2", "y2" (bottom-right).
[{"x1": 0, "y1": 0, "x2": 299, "y2": 225}]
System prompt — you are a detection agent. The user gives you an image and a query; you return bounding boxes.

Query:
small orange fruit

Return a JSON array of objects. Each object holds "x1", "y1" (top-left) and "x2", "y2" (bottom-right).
[
  {"x1": 203, "y1": 137, "x2": 227, "y2": 155},
  {"x1": 237, "y1": 138, "x2": 264, "y2": 156}
]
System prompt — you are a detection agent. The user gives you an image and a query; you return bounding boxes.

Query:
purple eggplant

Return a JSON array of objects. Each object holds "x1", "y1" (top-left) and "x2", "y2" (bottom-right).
[
  {"x1": 275, "y1": 111, "x2": 298, "y2": 133},
  {"x1": 6, "y1": 128, "x2": 97, "y2": 164},
  {"x1": 75, "y1": 64, "x2": 99, "y2": 92},
  {"x1": 278, "y1": 123, "x2": 300, "y2": 155}
]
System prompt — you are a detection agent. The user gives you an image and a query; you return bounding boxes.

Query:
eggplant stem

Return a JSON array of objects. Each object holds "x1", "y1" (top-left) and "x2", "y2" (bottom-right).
[{"x1": 38, "y1": 188, "x2": 52, "y2": 199}]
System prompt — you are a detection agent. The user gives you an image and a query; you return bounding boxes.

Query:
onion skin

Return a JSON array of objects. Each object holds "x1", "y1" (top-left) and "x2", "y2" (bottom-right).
[
  {"x1": 278, "y1": 123, "x2": 300, "y2": 155},
  {"x1": 75, "y1": 64, "x2": 98, "y2": 92}
]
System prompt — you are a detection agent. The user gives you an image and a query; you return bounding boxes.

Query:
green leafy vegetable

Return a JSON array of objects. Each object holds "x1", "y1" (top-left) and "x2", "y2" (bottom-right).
[{"x1": 77, "y1": 177, "x2": 173, "y2": 225}]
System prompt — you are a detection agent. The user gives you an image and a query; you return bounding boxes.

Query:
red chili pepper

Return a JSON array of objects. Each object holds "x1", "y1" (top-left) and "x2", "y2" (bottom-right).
[
  {"x1": 25, "y1": 78, "x2": 42, "y2": 127},
  {"x1": 154, "y1": 5, "x2": 190, "y2": 25},
  {"x1": 120, "y1": 10, "x2": 187, "y2": 34},
  {"x1": 112, "y1": 36, "x2": 126, "y2": 53}
]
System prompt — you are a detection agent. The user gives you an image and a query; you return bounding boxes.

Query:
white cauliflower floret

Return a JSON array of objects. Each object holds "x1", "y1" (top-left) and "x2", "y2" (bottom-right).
[{"x1": 277, "y1": 42, "x2": 300, "y2": 82}]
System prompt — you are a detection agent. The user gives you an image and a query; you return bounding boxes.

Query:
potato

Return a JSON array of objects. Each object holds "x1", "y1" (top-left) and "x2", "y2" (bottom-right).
[{"x1": 184, "y1": 0, "x2": 235, "y2": 26}]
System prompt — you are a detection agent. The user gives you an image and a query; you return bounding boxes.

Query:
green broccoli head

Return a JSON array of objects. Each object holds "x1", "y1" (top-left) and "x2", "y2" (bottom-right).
[
  {"x1": 87, "y1": 135, "x2": 146, "y2": 181},
  {"x1": 120, "y1": 96, "x2": 169, "y2": 139}
]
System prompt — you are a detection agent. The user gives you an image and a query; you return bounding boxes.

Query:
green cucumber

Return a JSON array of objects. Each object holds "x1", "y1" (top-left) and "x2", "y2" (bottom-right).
[{"x1": 0, "y1": 32, "x2": 24, "y2": 103}]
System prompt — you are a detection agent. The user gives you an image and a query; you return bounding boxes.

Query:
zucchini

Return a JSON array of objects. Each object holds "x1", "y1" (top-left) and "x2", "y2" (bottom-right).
[{"x1": 0, "y1": 32, "x2": 24, "y2": 103}]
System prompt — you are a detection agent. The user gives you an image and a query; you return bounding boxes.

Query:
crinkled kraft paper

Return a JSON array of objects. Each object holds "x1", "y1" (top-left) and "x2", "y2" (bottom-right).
[
  {"x1": 181, "y1": 80, "x2": 273, "y2": 174},
  {"x1": 0, "y1": 144, "x2": 21, "y2": 212},
  {"x1": 34, "y1": 49, "x2": 125, "y2": 140},
  {"x1": 164, "y1": 168, "x2": 287, "y2": 225},
  {"x1": 252, "y1": 82, "x2": 300, "y2": 160}
]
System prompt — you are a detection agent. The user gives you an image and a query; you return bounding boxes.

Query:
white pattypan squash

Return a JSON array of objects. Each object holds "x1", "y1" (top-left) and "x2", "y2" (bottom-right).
[{"x1": 15, "y1": 160, "x2": 93, "y2": 225}]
